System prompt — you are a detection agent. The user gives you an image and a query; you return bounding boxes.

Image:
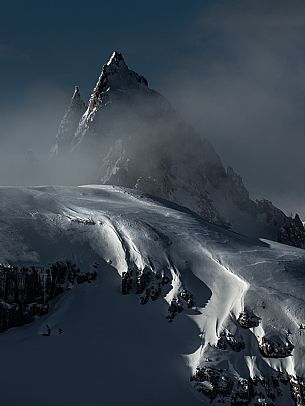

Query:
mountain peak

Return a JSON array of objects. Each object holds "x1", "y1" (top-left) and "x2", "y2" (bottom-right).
[
  {"x1": 106, "y1": 51, "x2": 126, "y2": 67},
  {"x1": 86, "y1": 51, "x2": 149, "y2": 112}
]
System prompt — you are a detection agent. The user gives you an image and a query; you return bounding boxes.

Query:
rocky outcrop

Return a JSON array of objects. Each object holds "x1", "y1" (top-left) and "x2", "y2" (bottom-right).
[
  {"x1": 191, "y1": 367, "x2": 234, "y2": 400},
  {"x1": 121, "y1": 271, "x2": 133, "y2": 295},
  {"x1": 237, "y1": 310, "x2": 259, "y2": 328},
  {"x1": 122, "y1": 268, "x2": 168, "y2": 300},
  {"x1": 278, "y1": 214, "x2": 305, "y2": 248},
  {"x1": 290, "y1": 375, "x2": 305, "y2": 406},
  {"x1": 192, "y1": 367, "x2": 304, "y2": 406},
  {"x1": 0, "y1": 262, "x2": 96, "y2": 332},
  {"x1": 167, "y1": 289, "x2": 194, "y2": 321},
  {"x1": 120, "y1": 267, "x2": 194, "y2": 321},
  {"x1": 216, "y1": 329, "x2": 245, "y2": 352},
  {"x1": 259, "y1": 336, "x2": 294, "y2": 358},
  {"x1": 189, "y1": 309, "x2": 299, "y2": 404}
]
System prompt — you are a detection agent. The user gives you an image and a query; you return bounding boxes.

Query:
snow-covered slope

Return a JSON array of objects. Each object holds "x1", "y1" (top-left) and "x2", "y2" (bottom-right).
[
  {"x1": 51, "y1": 52, "x2": 305, "y2": 248},
  {"x1": 1, "y1": 185, "x2": 305, "y2": 405}
]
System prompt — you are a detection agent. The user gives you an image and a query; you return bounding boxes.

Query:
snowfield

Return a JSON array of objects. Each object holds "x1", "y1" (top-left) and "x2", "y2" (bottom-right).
[{"x1": 0, "y1": 185, "x2": 305, "y2": 405}]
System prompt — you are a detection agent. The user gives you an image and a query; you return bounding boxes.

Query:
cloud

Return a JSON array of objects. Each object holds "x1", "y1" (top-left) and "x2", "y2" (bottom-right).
[
  {"x1": 201, "y1": 0, "x2": 305, "y2": 30},
  {"x1": 162, "y1": 0, "x2": 305, "y2": 217},
  {"x1": 0, "y1": 83, "x2": 69, "y2": 186}
]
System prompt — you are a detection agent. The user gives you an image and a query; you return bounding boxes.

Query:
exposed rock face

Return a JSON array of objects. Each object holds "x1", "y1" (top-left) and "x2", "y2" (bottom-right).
[
  {"x1": 0, "y1": 262, "x2": 96, "y2": 332},
  {"x1": 86, "y1": 51, "x2": 148, "y2": 115},
  {"x1": 121, "y1": 271, "x2": 133, "y2": 295},
  {"x1": 278, "y1": 214, "x2": 305, "y2": 248},
  {"x1": 216, "y1": 329, "x2": 245, "y2": 352},
  {"x1": 192, "y1": 367, "x2": 304, "y2": 406},
  {"x1": 52, "y1": 51, "x2": 305, "y2": 248},
  {"x1": 237, "y1": 310, "x2": 259, "y2": 328},
  {"x1": 192, "y1": 367, "x2": 234, "y2": 400},
  {"x1": 290, "y1": 375, "x2": 305, "y2": 406},
  {"x1": 259, "y1": 336, "x2": 294, "y2": 358},
  {"x1": 120, "y1": 267, "x2": 194, "y2": 321}
]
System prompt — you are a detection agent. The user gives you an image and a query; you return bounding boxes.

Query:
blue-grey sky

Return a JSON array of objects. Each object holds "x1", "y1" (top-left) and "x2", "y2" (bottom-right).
[
  {"x1": 1, "y1": 0, "x2": 305, "y2": 216},
  {"x1": 0, "y1": 0, "x2": 204, "y2": 103}
]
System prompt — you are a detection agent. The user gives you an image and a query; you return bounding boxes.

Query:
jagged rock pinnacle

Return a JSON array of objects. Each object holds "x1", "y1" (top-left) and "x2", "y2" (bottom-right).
[
  {"x1": 87, "y1": 51, "x2": 148, "y2": 112},
  {"x1": 106, "y1": 51, "x2": 126, "y2": 67}
]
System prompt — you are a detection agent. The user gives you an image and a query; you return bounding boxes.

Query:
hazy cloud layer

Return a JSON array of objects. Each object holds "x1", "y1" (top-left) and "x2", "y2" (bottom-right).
[
  {"x1": 0, "y1": 84, "x2": 69, "y2": 185},
  {"x1": 162, "y1": 0, "x2": 305, "y2": 216},
  {"x1": 0, "y1": 0, "x2": 305, "y2": 217}
]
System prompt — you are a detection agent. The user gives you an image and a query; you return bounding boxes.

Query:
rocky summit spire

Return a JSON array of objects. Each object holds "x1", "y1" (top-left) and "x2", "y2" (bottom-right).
[
  {"x1": 106, "y1": 51, "x2": 127, "y2": 67},
  {"x1": 87, "y1": 50, "x2": 148, "y2": 112},
  {"x1": 51, "y1": 86, "x2": 86, "y2": 156}
]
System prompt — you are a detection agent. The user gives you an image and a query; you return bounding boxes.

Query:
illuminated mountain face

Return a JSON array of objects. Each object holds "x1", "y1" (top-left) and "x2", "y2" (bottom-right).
[{"x1": 52, "y1": 52, "x2": 305, "y2": 248}]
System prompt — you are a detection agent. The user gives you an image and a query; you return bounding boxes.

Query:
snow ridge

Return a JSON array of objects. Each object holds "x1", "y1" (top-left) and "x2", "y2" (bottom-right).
[{"x1": 0, "y1": 185, "x2": 304, "y2": 404}]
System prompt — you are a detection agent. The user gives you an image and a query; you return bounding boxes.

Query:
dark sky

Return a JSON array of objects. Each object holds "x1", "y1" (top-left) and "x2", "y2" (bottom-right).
[{"x1": 1, "y1": 0, "x2": 305, "y2": 217}]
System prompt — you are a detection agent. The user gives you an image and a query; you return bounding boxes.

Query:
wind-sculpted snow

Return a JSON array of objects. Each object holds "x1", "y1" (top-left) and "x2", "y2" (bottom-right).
[{"x1": 0, "y1": 185, "x2": 305, "y2": 405}]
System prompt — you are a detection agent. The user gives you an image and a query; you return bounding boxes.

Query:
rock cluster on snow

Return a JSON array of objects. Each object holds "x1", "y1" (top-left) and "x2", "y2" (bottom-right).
[
  {"x1": 216, "y1": 329, "x2": 245, "y2": 352},
  {"x1": 0, "y1": 262, "x2": 97, "y2": 332},
  {"x1": 259, "y1": 336, "x2": 294, "y2": 358},
  {"x1": 167, "y1": 289, "x2": 194, "y2": 321},
  {"x1": 290, "y1": 375, "x2": 305, "y2": 406},
  {"x1": 191, "y1": 310, "x2": 298, "y2": 404},
  {"x1": 191, "y1": 367, "x2": 234, "y2": 400},
  {"x1": 120, "y1": 267, "x2": 194, "y2": 321},
  {"x1": 278, "y1": 214, "x2": 305, "y2": 248},
  {"x1": 121, "y1": 267, "x2": 170, "y2": 302},
  {"x1": 121, "y1": 271, "x2": 133, "y2": 295},
  {"x1": 192, "y1": 367, "x2": 304, "y2": 406},
  {"x1": 237, "y1": 310, "x2": 259, "y2": 328}
]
